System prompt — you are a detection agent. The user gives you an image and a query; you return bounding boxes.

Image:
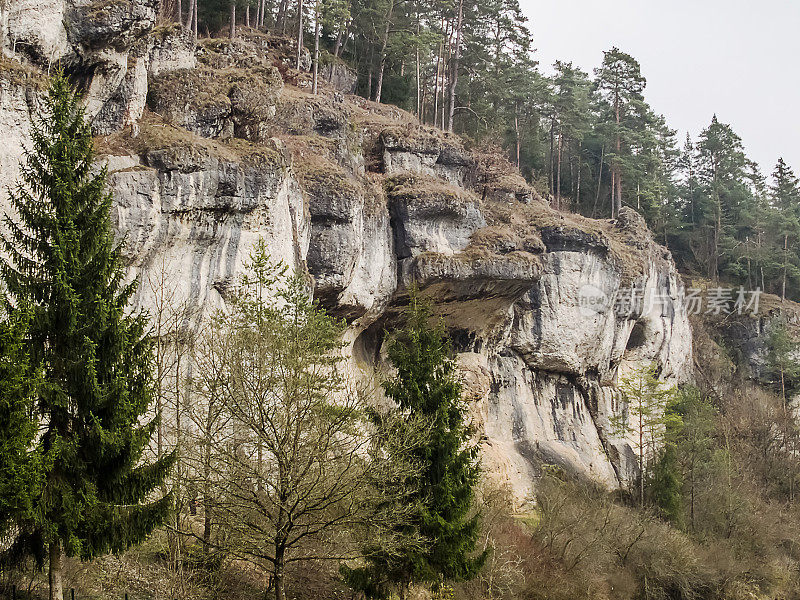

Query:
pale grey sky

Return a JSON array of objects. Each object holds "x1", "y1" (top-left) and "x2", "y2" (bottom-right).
[{"x1": 520, "y1": 0, "x2": 800, "y2": 179}]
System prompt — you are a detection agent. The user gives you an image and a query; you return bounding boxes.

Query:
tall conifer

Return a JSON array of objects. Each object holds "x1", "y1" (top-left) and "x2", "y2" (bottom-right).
[
  {"x1": 344, "y1": 289, "x2": 485, "y2": 597},
  {"x1": 1, "y1": 73, "x2": 173, "y2": 600},
  {"x1": 0, "y1": 308, "x2": 41, "y2": 541}
]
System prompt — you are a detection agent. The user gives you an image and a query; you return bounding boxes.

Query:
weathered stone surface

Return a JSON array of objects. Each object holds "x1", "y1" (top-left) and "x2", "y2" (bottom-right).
[
  {"x1": 148, "y1": 24, "x2": 197, "y2": 76},
  {"x1": 381, "y1": 128, "x2": 473, "y2": 185},
  {"x1": 107, "y1": 135, "x2": 308, "y2": 319},
  {"x1": 388, "y1": 174, "x2": 486, "y2": 258},
  {"x1": 90, "y1": 41, "x2": 149, "y2": 135},
  {"x1": 148, "y1": 65, "x2": 283, "y2": 141},
  {"x1": 322, "y1": 62, "x2": 357, "y2": 94},
  {"x1": 0, "y1": 72, "x2": 40, "y2": 201},
  {"x1": 66, "y1": 0, "x2": 157, "y2": 51},
  {"x1": 0, "y1": 14, "x2": 697, "y2": 505},
  {"x1": 3, "y1": 0, "x2": 70, "y2": 62}
]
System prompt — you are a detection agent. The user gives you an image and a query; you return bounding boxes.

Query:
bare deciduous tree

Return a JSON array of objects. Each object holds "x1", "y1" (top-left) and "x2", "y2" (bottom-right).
[{"x1": 188, "y1": 241, "x2": 424, "y2": 600}]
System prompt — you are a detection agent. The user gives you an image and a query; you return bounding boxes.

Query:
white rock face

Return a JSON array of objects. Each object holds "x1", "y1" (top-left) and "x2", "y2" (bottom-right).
[
  {"x1": 108, "y1": 145, "x2": 309, "y2": 319},
  {"x1": 100, "y1": 124, "x2": 692, "y2": 506},
  {"x1": 4, "y1": 0, "x2": 70, "y2": 62},
  {"x1": 381, "y1": 131, "x2": 472, "y2": 186},
  {"x1": 0, "y1": 78, "x2": 36, "y2": 201},
  {"x1": 148, "y1": 26, "x2": 197, "y2": 76},
  {"x1": 0, "y1": 11, "x2": 695, "y2": 503}
]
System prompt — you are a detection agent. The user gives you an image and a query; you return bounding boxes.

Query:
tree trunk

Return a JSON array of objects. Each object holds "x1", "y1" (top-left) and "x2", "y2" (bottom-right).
[
  {"x1": 246, "y1": 4, "x2": 250, "y2": 26},
  {"x1": 277, "y1": 0, "x2": 289, "y2": 33},
  {"x1": 274, "y1": 545, "x2": 286, "y2": 600},
  {"x1": 441, "y1": 18, "x2": 452, "y2": 129},
  {"x1": 548, "y1": 116, "x2": 555, "y2": 198},
  {"x1": 312, "y1": 0, "x2": 320, "y2": 94},
  {"x1": 415, "y1": 13, "x2": 421, "y2": 119},
  {"x1": 614, "y1": 85, "x2": 622, "y2": 217},
  {"x1": 333, "y1": 17, "x2": 350, "y2": 60},
  {"x1": 781, "y1": 367, "x2": 787, "y2": 408},
  {"x1": 576, "y1": 141, "x2": 582, "y2": 208},
  {"x1": 713, "y1": 166, "x2": 721, "y2": 281},
  {"x1": 782, "y1": 234, "x2": 788, "y2": 301},
  {"x1": 432, "y1": 15, "x2": 444, "y2": 126},
  {"x1": 177, "y1": 0, "x2": 182, "y2": 24},
  {"x1": 366, "y1": 55, "x2": 374, "y2": 101},
  {"x1": 229, "y1": 1, "x2": 236, "y2": 38},
  {"x1": 373, "y1": 0, "x2": 394, "y2": 103},
  {"x1": 202, "y1": 458, "x2": 212, "y2": 552},
  {"x1": 592, "y1": 144, "x2": 604, "y2": 218},
  {"x1": 555, "y1": 130, "x2": 563, "y2": 210},
  {"x1": 193, "y1": 0, "x2": 198, "y2": 38},
  {"x1": 690, "y1": 467, "x2": 695, "y2": 532},
  {"x1": 49, "y1": 541, "x2": 64, "y2": 600},
  {"x1": 569, "y1": 143, "x2": 575, "y2": 200},
  {"x1": 610, "y1": 171, "x2": 616, "y2": 218},
  {"x1": 446, "y1": 0, "x2": 464, "y2": 132},
  {"x1": 639, "y1": 389, "x2": 645, "y2": 509},
  {"x1": 256, "y1": 0, "x2": 262, "y2": 29},
  {"x1": 339, "y1": 21, "x2": 352, "y2": 60},
  {"x1": 514, "y1": 105, "x2": 520, "y2": 168},
  {"x1": 295, "y1": 0, "x2": 304, "y2": 70},
  {"x1": 202, "y1": 398, "x2": 214, "y2": 553}
]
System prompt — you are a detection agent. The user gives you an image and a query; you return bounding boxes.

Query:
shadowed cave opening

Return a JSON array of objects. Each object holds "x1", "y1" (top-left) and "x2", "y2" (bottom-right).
[{"x1": 626, "y1": 321, "x2": 647, "y2": 351}]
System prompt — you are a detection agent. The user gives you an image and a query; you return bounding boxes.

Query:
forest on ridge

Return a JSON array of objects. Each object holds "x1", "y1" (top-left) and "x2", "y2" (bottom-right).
[{"x1": 176, "y1": 0, "x2": 800, "y2": 301}]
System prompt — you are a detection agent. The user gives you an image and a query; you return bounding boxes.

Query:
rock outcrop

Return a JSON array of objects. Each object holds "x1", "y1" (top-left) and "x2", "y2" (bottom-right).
[{"x1": 0, "y1": 4, "x2": 694, "y2": 503}]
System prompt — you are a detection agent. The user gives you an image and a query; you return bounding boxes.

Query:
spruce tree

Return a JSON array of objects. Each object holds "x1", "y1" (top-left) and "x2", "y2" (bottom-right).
[
  {"x1": 0, "y1": 307, "x2": 42, "y2": 541},
  {"x1": 0, "y1": 73, "x2": 174, "y2": 600},
  {"x1": 345, "y1": 289, "x2": 485, "y2": 597}
]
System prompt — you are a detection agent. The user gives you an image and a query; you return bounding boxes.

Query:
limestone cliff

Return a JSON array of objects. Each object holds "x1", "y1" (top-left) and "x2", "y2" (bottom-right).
[{"x1": 0, "y1": 4, "x2": 693, "y2": 501}]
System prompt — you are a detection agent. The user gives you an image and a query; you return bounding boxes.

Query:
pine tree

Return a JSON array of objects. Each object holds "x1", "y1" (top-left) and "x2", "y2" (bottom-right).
[
  {"x1": 649, "y1": 444, "x2": 683, "y2": 525},
  {"x1": 548, "y1": 61, "x2": 592, "y2": 209},
  {"x1": 670, "y1": 387, "x2": 715, "y2": 532},
  {"x1": 594, "y1": 47, "x2": 647, "y2": 217},
  {"x1": 612, "y1": 363, "x2": 678, "y2": 508},
  {"x1": 768, "y1": 159, "x2": 800, "y2": 300},
  {"x1": 0, "y1": 73, "x2": 174, "y2": 600},
  {"x1": 695, "y1": 115, "x2": 755, "y2": 281},
  {"x1": 765, "y1": 317, "x2": 800, "y2": 406},
  {"x1": 345, "y1": 289, "x2": 485, "y2": 597}
]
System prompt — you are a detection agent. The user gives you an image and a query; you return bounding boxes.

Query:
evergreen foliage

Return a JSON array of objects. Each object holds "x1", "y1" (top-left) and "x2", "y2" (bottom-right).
[
  {"x1": 612, "y1": 363, "x2": 679, "y2": 507},
  {"x1": 765, "y1": 317, "x2": 800, "y2": 403},
  {"x1": 648, "y1": 444, "x2": 683, "y2": 526},
  {"x1": 175, "y1": 0, "x2": 800, "y2": 302},
  {"x1": 344, "y1": 289, "x2": 485, "y2": 597},
  {"x1": 0, "y1": 72, "x2": 174, "y2": 585},
  {"x1": 0, "y1": 307, "x2": 42, "y2": 541},
  {"x1": 668, "y1": 387, "x2": 716, "y2": 532}
]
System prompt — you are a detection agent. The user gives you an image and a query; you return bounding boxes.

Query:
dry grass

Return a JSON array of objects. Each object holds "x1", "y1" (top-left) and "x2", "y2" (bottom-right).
[
  {"x1": 280, "y1": 134, "x2": 392, "y2": 215},
  {"x1": 0, "y1": 54, "x2": 47, "y2": 89},
  {"x1": 468, "y1": 225, "x2": 546, "y2": 256},
  {"x1": 687, "y1": 276, "x2": 800, "y2": 325},
  {"x1": 148, "y1": 64, "x2": 282, "y2": 116},
  {"x1": 478, "y1": 199, "x2": 657, "y2": 281},
  {"x1": 95, "y1": 111, "x2": 286, "y2": 167},
  {"x1": 385, "y1": 171, "x2": 476, "y2": 205}
]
